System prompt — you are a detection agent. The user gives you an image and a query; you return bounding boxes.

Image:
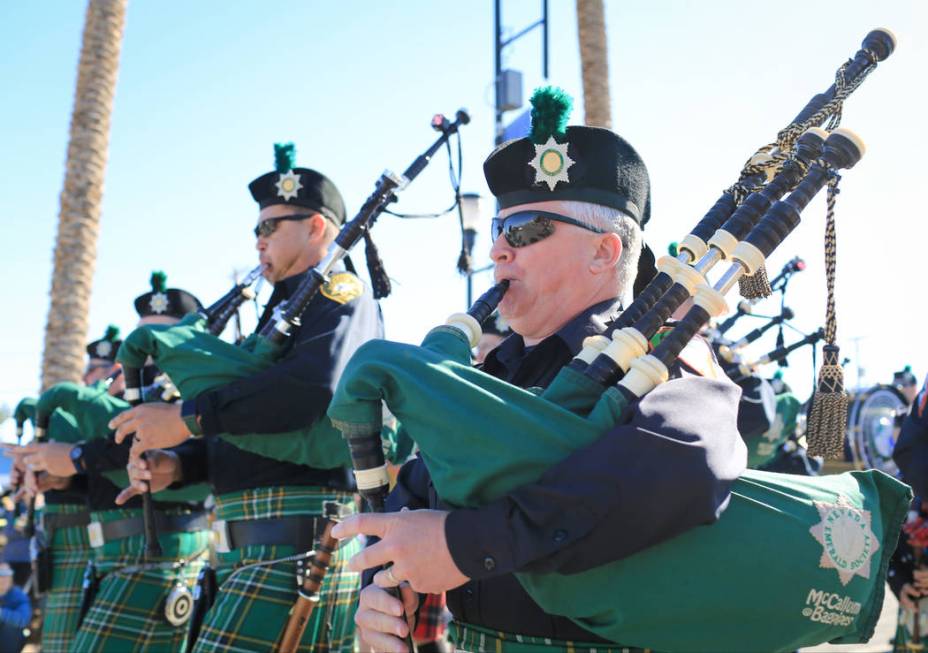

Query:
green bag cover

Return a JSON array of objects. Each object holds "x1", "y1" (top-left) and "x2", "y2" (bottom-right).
[
  {"x1": 13, "y1": 397, "x2": 37, "y2": 429},
  {"x1": 328, "y1": 327, "x2": 912, "y2": 652},
  {"x1": 744, "y1": 391, "x2": 802, "y2": 469},
  {"x1": 117, "y1": 313, "x2": 353, "y2": 469},
  {"x1": 36, "y1": 382, "x2": 207, "y2": 503}
]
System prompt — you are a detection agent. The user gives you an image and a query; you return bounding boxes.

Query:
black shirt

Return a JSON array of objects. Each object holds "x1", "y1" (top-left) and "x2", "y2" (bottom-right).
[
  {"x1": 385, "y1": 298, "x2": 747, "y2": 641},
  {"x1": 181, "y1": 268, "x2": 383, "y2": 495}
]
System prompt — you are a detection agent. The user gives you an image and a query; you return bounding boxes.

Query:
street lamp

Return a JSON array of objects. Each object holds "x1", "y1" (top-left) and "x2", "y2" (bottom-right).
[{"x1": 458, "y1": 192, "x2": 488, "y2": 306}]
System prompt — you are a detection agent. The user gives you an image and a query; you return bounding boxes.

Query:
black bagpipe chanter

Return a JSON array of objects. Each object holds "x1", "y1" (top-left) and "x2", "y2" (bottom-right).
[{"x1": 327, "y1": 29, "x2": 912, "y2": 653}]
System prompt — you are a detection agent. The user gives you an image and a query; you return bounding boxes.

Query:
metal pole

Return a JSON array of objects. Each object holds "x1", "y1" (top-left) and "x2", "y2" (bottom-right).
[
  {"x1": 542, "y1": 0, "x2": 549, "y2": 78},
  {"x1": 494, "y1": 0, "x2": 503, "y2": 145}
]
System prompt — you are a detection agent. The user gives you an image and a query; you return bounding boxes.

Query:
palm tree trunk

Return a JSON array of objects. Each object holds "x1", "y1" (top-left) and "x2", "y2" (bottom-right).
[
  {"x1": 41, "y1": 0, "x2": 127, "y2": 390},
  {"x1": 576, "y1": 0, "x2": 612, "y2": 128}
]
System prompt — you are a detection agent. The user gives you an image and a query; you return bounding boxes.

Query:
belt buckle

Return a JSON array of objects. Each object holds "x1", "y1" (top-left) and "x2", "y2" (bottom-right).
[
  {"x1": 212, "y1": 519, "x2": 231, "y2": 554},
  {"x1": 87, "y1": 521, "x2": 104, "y2": 548}
]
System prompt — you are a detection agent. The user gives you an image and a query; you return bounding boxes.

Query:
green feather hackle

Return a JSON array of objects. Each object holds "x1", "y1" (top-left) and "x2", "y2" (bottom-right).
[
  {"x1": 668, "y1": 242, "x2": 679, "y2": 257},
  {"x1": 150, "y1": 270, "x2": 167, "y2": 292},
  {"x1": 774, "y1": 370, "x2": 784, "y2": 379},
  {"x1": 274, "y1": 142, "x2": 296, "y2": 173},
  {"x1": 905, "y1": 365, "x2": 912, "y2": 372},
  {"x1": 529, "y1": 86, "x2": 573, "y2": 144},
  {"x1": 104, "y1": 325, "x2": 120, "y2": 341}
]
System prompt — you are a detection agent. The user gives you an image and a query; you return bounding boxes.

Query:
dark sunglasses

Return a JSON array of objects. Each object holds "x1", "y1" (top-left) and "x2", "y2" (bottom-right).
[
  {"x1": 490, "y1": 210, "x2": 605, "y2": 248},
  {"x1": 253, "y1": 214, "x2": 315, "y2": 238}
]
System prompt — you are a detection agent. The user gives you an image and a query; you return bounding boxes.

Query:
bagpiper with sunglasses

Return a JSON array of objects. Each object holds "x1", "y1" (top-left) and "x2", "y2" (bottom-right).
[
  {"x1": 335, "y1": 87, "x2": 745, "y2": 653},
  {"x1": 111, "y1": 143, "x2": 383, "y2": 652}
]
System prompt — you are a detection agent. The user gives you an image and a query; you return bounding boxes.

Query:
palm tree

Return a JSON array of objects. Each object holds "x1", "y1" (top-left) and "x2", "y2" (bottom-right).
[
  {"x1": 576, "y1": 0, "x2": 612, "y2": 128},
  {"x1": 41, "y1": 0, "x2": 127, "y2": 390}
]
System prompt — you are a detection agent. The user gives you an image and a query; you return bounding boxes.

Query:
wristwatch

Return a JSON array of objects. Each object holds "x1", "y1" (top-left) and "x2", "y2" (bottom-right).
[
  {"x1": 180, "y1": 400, "x2": 203, "y2": 437},
  {"x1": 70, "y1": 443, "x2": 87, "y2": 474}
]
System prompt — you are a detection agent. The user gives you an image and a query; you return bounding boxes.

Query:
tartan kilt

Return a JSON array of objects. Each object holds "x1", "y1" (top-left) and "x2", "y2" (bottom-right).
[
  {"x1": 69, "y1": 506, "x2": 210, "y2": 653},
  {"x1": 449, "y1": 622, "x2": 654, "y2": 653},
  {"x1": 41, "y1": 504, "x2": 93, "y2": 653},
  {"x1": 191, "y1": 486, "x2": 360, "y2": 653}
]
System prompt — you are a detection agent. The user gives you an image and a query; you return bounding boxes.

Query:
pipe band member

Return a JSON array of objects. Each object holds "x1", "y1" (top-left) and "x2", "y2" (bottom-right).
[
  {"x1": 118, "y1": 143, "x2": 384, "y2": 653},
  {"x1": 337, "y1": 87, "x2": 745, "y2": 653}
]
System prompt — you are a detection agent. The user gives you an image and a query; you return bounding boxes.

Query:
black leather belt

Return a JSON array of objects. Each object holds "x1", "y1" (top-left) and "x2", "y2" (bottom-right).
[
  {"x1": 216, "y1": 516, "x2": 325, "y2": 554},
  {"x1": 92, "y1": 511, "x2": 209, "y2": 546},
  {"x1": 43, "y1": 510, "x2": 91, "y2": 532}
]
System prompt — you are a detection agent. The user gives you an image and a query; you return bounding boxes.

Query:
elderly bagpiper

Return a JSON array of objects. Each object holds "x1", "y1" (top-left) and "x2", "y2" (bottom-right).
[
  {"x1": 336, "y1": 87, "x2": 746, "y2": 653},
  {"x1": 113, "y1": 144, "x2": 383, "y2": 652}
]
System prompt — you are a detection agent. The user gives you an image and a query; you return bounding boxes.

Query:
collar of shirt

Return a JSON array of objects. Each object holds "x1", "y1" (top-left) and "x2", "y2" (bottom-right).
[{"x1": 483, "y1": 297, "x2": 623, "y2": 385}]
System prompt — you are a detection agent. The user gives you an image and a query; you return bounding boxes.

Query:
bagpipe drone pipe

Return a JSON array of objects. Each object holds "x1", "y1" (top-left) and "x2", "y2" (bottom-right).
[
  {"x1": 326, "y1": 47, "x2": 912, "y2": 653},
  {"x1": 115, "y1": 111, "x2": 469, "y2": 473}
]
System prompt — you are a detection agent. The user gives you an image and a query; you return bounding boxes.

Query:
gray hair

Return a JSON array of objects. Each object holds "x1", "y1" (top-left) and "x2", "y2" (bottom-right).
[{"x1": 560, "y1": 200, "x2": 642, "y2": 295}]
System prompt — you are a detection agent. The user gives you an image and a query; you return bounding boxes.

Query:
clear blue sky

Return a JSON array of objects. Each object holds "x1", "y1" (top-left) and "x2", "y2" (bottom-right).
[{"x1": 0, "y1": 1, "x2": 924, "y2": 440}]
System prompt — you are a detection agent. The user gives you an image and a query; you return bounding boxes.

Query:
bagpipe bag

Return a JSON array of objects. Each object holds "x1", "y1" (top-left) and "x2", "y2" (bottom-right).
[
  {"x1": 17, "y1": 396, "x2": 81, "y2": 444},
  {"x1": 117, "y1": 312, "x2": 367, "y2": 470},
  {"x1": 328, "y1": 326, "x2": 911, "y2": 652},
  {"x1": 35, "y1": 381, "x2": 207, "y2": 503}
]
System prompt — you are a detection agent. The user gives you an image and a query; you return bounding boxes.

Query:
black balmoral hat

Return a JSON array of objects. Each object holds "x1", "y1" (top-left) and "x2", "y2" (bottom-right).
[
  {"x1": 483, "y1": 86, "x2": 651, "y2": 228},
  {"x1": 86, "y1": 325, "x2": 121, "y2": 362},
  {"x1": 248, "y1": 143, "x2": 347, "y2": 226},
  {"x1": 134, "y1": 271, "x2": 203, "y2": 319}
]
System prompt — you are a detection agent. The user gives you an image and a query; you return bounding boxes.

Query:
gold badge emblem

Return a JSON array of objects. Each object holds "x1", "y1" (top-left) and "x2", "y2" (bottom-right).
[
  {"x1": 529, "y1": 136, "x2": 575, "y2": 191},
  {"x1": 321, "y1": 272, "x2": 363, "y2": 304},
  {"x1": 275, "y1": 170, "x2": 303, "y2": 201}
]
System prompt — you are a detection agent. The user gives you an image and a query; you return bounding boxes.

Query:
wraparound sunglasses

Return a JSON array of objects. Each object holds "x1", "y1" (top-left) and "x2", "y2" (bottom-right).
[{"x1": 490, "y1": 210, "x2": 605, "y2": 248}]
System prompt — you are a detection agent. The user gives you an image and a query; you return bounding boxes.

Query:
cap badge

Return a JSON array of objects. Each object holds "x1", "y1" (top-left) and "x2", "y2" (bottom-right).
[
  {"x1": 275, "y1": 171, "x2": 303, "y2": 201},
  {"x1": 149, "y1": 292, "x2": 169, "y2": 314},
  {"x1": 95, "y1": 341, "x2": 112, "y2": 358},
  {"x1": 529, "y1": 136, "x2": 574, "y2": 191}
]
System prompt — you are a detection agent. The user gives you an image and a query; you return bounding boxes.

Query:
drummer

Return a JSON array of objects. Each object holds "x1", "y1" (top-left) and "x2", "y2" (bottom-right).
[{"x1": 334, "y1": 87, "x2": 746, "y2": 652}]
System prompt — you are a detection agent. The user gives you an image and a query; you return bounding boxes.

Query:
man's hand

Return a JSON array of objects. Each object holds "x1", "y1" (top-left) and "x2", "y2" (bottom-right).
[
  {"x1": 901, "y1": 582, "x2": 923, "y2": 611},
  {"x1": 115, "y1": 450, "x2": 181, "y2": 505},
  {"x1": 2, "y1": 442, "x2": 76, "y2": 477},
  {"x1": 354, "y1": 582, "x2": 418, "y2": 653},
  {"x1": 110, "y1": 403, "x2": 191, "y2": 452},
  {"x1": 914, "y1": 568, "x2": 928, "y2": 593},
  {"x1": 332, "y1": 509, "x2": 469, "y2": 594}
]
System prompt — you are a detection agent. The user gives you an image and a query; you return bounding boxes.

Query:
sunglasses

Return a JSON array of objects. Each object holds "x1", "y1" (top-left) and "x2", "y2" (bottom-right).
[
  {"x1": 253, "y1": 214, "x2": 316, "y2": 238},
  {"x1": 490, "y1": 210, "x2": 605, "y2": 248}
]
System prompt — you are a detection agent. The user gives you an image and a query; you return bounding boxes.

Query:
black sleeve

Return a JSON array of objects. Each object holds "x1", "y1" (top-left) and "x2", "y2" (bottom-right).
[
  {"x1": 80, "y1": 437, "x2": 132, "y2": 473},
  {"x1": 444, "y1": 374, "x2": 747, "y2": 579},
  {"x1": 193, "y1": 294, "x2": 382, "y2": 437},
  {"x1": 888, "y1": 527, "x2": 914, "y2": 599},
  {"x1": 895, "y1": 390, "x2": 928, "y2": 497},
  {"x1": 169, "y1": 438, "x2": 209, "y2": 487}
]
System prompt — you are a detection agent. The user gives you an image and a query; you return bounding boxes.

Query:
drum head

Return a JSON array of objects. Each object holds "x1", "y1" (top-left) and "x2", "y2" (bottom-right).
[{"x1": 847, "y1": 385, "x2": 908, "y2": 476}]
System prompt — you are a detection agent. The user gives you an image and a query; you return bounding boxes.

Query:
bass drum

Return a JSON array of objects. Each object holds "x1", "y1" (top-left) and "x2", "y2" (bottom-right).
[{"x1": 846, "y1": 384, "x2": 908, "y2": 476}]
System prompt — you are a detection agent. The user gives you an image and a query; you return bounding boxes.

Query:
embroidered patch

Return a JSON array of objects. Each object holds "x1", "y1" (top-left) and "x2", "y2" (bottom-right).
[
  {"x1": 809, "y1": 496, "x2": 879, "y2": 586},
  {"x1": 321, "y1": 272, "x2": 363, "y2": 304},
  {"x1": 528, "y1": 136, "x2": 574, "y2": 191},
  {"x1": 275, "y1": 170, "x2": 303, "y2": 201}
]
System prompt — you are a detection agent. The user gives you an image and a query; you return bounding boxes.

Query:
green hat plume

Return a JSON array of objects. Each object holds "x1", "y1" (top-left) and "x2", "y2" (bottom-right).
[
  {"x1": 104, "y1": 325, "x2": 120, "y2": 341},
  {"x1": 274, "y1": 142, "x2": 296, "y2": 174},
  {"x1": 150, "y1": 270, "x2": 167, "y2": 292},
  {"x1": 529, "y1": 86, "x2": 573, "y2": 144}
]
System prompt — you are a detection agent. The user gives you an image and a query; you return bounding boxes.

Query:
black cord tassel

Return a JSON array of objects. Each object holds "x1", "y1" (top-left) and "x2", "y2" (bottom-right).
[{"x1": 363, "y1": 230, "x2": 391, "y2": 299}]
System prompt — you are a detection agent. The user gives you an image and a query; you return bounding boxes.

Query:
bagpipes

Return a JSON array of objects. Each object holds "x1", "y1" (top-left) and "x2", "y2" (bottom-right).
[{"x1": 326, "y1": 29, "x2": 912, "y2": 652}]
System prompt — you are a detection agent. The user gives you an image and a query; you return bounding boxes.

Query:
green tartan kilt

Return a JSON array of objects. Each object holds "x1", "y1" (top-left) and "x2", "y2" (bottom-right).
[
  {"x1": 41, "y1": 504, "x2": 93, "y2": 653},
  {"x1": 191, "y1": 486, "x2": 360, "y2": 653},
  {"x1": 449, "y1": 622, "x2": 655, "y2": 653},
  {"x1": 69, "y1": 507, "x2": 210, "y2": 653}
]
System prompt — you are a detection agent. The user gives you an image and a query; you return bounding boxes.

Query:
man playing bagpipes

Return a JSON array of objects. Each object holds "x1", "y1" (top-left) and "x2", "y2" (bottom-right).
[
  {"x1": 335, "y1": 88, "x2": 749, "y2": 653},
  {"x1": 111, "y1": 144, "x2": 384, "y2": 652},
  {"x1": 895, "y1": 376, "x2": 928, "y2": 499},
  {"x1": 6, "y1": 276, "x2": 213, "y2": 652}
]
